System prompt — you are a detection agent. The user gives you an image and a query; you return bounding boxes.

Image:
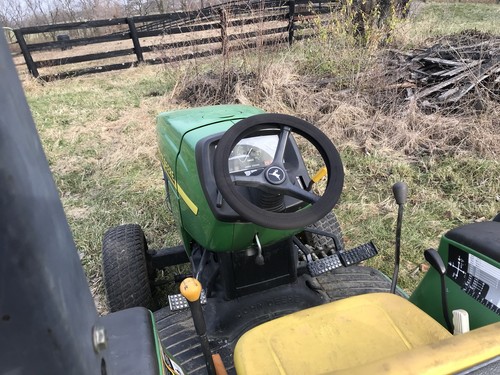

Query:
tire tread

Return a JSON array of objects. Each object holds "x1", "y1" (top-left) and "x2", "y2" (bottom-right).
[
  {"x1": 309, "y1": 211, "x2": 345, "y2": 251},
  {"x1": 102, "y1": 224, "x2": 154, "y2": 312}
]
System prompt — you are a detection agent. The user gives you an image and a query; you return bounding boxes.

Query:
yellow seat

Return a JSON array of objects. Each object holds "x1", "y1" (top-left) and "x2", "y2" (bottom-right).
[{"x1": 234, "y1": 293, "x2": 500, "y2": 374}]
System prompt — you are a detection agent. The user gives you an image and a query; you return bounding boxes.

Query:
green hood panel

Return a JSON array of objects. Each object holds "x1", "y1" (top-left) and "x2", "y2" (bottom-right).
[
  {"x1": 157, "y1": 105, "x2": 299, "y2": 253},
  {"x1": 157, "y1": 105, "x2": 264, "y2": 173}
]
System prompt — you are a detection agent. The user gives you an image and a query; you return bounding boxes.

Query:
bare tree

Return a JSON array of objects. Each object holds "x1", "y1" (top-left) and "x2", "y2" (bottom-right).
[
  {"x1": 78, "y1": 0, "x2": 99, "y2": 19},
  {"x1": 0, "y1": 0, "x2": 29, "y2": 27},
  {"x1": 125, "y1": 0, "x2": 154, "y2": 15},
  {"x1": 24, "y1": 0, "x2": 50, "y2": 25},
  {"x1": 349, "y1": 0, "x2": 410, "y2": 42},
  {"x1": 0, "y1": 0, "x2": 6, "y2": 25},
  {"x1": 153, "y1": 0, "x2": 165, "y2": 13},
  {"x1": 0, "y1": 0, "x2": 159, "y2": 28},
  {"x1": 57, "y1": 0, "x2": 79, "y2": 22}
]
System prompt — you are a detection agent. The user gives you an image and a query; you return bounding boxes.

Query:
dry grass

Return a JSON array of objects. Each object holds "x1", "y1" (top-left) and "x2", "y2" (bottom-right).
[
  {"x1": 396, "y1": 1, "x2": 500, "y2": 46},
  {"x1": 176, "y1": 45, "x2": 500, "y2": 159}
]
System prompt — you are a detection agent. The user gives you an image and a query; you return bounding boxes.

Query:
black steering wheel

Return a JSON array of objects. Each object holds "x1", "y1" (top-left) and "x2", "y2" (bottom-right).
[{"x1": 213, "y1": 113, "x2": 344, "y2": 230}]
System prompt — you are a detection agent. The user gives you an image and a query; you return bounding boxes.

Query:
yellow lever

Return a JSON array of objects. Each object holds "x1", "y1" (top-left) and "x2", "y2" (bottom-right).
[
  {"x1": 179, "y1": 277, "x2": 216, "y2": 374},
  {"x1": 312, "y1": 166, "x2": 327, "y2": 184},
  {"x1": 180, "y1": 277, "x2": 202, "y2": 302}
]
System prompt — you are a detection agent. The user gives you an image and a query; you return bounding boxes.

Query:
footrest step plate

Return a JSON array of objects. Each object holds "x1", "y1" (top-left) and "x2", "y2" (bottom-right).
[
  {"x1": 307, "y1": 242, "x2": 378, "y2": 277},
  {"x1": 307, "y1": 253, "x2": 342, "y2": 277},
  {"x1": 168, "y1": 290, "x2": 207, "y2": 311},
  {"x1": 339, "y1": 241, "x2": 378, "y2": 267}
]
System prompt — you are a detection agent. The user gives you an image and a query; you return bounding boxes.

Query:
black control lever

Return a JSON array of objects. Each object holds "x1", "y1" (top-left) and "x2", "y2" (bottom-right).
[
  {"x1": 424, "y1": 249, "x2": 453, "y2": 332},
  {"x1": 390, "y1": 182, "x2": 408, "y2": 294}
]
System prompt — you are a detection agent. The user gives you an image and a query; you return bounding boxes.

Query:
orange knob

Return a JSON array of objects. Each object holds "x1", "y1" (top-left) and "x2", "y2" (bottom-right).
[{"x1": 180, "y1": 277, "x2": 202, "y2": 302}]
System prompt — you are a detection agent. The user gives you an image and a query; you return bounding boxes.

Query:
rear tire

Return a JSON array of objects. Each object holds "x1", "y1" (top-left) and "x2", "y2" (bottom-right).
[
  {"x1": 308, "y1": 211, "x2": 345, "y2": 251},
  {"x1": 102, "y1": 224, "x2": 155, "y2": 312}
]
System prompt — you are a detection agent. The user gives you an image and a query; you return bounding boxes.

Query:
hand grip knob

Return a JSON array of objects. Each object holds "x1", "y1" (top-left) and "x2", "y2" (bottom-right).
[
  {"x1": 180, "y1": 277, "x2": 202, "y2": 302},
  {"x1": 392, "y1": 181, "x2": 408, "y2": 205},
  {"x1": 424, "y1": 249, "x2": 446, "y2": 276}
]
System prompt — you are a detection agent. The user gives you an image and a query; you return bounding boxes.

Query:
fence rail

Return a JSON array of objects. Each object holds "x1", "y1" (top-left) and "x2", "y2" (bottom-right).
[{"x1": 14, "y1": 0, "x2": 336, "y2": 80}]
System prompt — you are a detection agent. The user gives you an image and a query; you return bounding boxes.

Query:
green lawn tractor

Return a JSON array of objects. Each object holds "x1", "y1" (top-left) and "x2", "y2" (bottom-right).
[{"x1": 101, "y1": 105, "x2": 500, "y2": 374}]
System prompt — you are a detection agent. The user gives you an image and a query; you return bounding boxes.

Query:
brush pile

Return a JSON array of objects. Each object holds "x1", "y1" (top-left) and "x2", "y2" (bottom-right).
[
  {"x1": 175, "y1": 30, "x2": 500, "y2": 157},
  {"x1": 388, "y1": 31, "x2": 500, "y2": 111}
]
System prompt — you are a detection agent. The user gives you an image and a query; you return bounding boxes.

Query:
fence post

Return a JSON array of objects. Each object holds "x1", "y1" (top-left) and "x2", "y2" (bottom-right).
[
  {"x1": 288, "y1": 0, "x2": 295, "y2": 46},
  {"x1": 13, "y1": 29, "x2": 39, "y2": 78},
  {"x1": 127, "y1": 17, "x2": 144, "y2": 62},
  {"x1": 220, "y1": 9, "x2": 228, "y2": 57}
]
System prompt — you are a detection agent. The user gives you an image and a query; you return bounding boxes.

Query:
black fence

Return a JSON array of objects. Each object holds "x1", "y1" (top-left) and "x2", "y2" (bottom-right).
[{"x1": 14, "y1": 0, "x2": 336, "y2": 80}]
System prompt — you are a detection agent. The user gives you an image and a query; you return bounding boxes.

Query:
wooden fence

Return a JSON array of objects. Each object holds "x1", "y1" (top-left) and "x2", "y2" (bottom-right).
[{"x1": 14, "y1": 0, "x2": 336, "y2": 80}]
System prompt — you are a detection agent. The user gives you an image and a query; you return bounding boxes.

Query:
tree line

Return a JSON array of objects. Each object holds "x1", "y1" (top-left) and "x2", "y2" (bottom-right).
[{"x1": 0, "y1": 0, "x2": 217, "y2": 28}]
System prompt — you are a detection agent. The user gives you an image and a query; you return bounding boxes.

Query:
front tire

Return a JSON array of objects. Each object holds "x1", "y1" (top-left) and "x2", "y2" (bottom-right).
[
  {"x1": 308, "y1": 211, "x2": 345, "y2": 251},
  {"x1": 102, "y1": 224, "x2": 155, "y2": 312}
]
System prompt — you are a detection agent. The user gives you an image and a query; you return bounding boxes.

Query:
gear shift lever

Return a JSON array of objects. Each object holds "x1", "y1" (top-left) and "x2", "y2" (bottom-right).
[
  {"x1": 180, "y1": 278, "x2": 216, "y2": 374},
  {"x1": 390, "y1": 182, "x2": 408, "y2": 294}
]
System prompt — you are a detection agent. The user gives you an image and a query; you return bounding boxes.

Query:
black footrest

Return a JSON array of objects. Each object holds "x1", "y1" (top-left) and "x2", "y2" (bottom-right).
[
  {"x1": 339, "y1": 241, "x2": 378, "y2": 266},
  {"x1": 307, "y1": 253, "x2": 342, "y2": 277}
]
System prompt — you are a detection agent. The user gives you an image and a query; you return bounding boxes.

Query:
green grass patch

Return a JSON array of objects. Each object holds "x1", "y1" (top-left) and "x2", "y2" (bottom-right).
[
  {"x1": 396, "y1": 1, "x2": 500, "y2": 45},
  {"x1": 337, "y1": 149, "x2": 499, "y2": 292}
]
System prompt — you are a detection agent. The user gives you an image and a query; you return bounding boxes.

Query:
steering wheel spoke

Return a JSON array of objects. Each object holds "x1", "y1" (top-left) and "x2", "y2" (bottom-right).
[
  {"x1": 233, "y1": 170, "x2": 318, "y2": 204},
  {"x1": 273, "y1": 126, "x2": 291, "y2": 165},
  {"x1": 232, "y1": 173, "x2": 266, "y2": 188},
  {"x1": 278, "y1": 182, "x2": 320, "y2": 204}
]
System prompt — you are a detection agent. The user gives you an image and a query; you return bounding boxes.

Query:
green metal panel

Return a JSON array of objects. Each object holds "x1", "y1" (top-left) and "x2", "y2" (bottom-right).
[
  {"x1": 156, "y1": 104, "x2": 265, "y2": 180},
  {"x1": 410, "y1": 235, "x2": 500, "y2": 330},
  {"x1": 156, "y1": 104, "x2": 299, "y2": 253}
]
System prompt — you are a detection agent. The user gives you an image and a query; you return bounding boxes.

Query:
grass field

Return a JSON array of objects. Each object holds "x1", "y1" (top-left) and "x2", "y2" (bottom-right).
[
  {"x1": 401, "y1": 1, "x2": 500, "y2": 44},
  {"x1": 21, "y1": 1, "x2": 500, "y2": 312}
]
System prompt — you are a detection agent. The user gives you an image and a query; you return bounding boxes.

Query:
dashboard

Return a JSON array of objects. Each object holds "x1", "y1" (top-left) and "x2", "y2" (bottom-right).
[
  {"x1": 447, "y1": 244, "x2": 500, "y2": 315},
  {"x1": 228, "y1": 135, "x2": 278, "y2": 174},
  {"x1": 196, "y1": 132, "x2": 309, "y2": 222}
]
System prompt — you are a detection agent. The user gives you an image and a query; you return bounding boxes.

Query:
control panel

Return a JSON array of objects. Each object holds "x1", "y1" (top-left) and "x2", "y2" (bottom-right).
[{"x1": 447, "y1": 245, "x2": 500, "y2": 315}]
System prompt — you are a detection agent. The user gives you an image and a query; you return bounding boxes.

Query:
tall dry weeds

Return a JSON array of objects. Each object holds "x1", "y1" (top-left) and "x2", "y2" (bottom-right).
[{"x1": 175, "y1": 41, "x2": 499, "y2": 159}]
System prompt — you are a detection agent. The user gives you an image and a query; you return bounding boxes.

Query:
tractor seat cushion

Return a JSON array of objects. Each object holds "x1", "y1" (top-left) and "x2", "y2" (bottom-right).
[{"x1": 234, "y1": 293, "x2": 453, "y2": 374}]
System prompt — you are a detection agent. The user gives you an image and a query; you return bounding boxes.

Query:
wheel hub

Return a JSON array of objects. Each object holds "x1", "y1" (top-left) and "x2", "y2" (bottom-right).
[{"x1": 265, "y1": 166, "x2": 286, "y2": 185}]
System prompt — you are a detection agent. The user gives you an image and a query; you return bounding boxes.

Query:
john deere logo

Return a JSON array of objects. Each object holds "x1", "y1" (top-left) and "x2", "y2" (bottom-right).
[{"x1": 265, "y1": 166, "x2": 286, "y2": 184}]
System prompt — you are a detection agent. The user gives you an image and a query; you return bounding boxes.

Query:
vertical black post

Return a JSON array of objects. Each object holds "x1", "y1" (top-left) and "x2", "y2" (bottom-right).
[
  {"x1": 13, "y1": 29, "x2": 39, "y2": 78},
  {"x1": 127, "y1": 17, "x2": 144, "y2": 62},
  {"x1": 288, "y1": 0, "x2": 295, "y2": 46}
]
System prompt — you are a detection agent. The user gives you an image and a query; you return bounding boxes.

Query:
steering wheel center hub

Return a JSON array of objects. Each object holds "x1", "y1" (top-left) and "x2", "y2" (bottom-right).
[{"x1": 265, "y1": 166, "x2": 286, "y2": 185}]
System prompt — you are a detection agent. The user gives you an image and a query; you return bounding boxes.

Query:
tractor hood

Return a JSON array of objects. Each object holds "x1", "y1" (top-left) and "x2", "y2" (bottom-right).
[
  {"x1": 157, "y1": 105, "x2": 264, "y2": 167},
  {"x1": 161, "y1": 104, "x2": 263, "y2": 130},
  {"x1": 157, "y1": 105, "x2": 286, "y2": 253}
]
